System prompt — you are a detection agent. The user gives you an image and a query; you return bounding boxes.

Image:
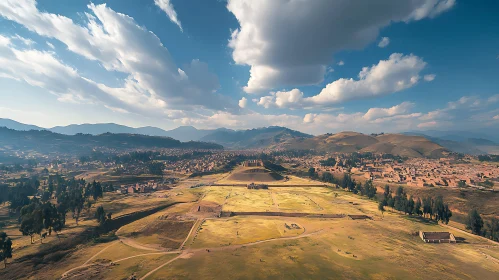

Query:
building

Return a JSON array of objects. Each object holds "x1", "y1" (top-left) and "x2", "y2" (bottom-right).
[{"x1": 419, "y1": 231, "x2": 456, "y2": 243}]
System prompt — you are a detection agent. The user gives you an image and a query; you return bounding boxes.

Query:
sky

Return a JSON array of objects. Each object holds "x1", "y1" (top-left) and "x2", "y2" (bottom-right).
[{"x1": 0, "y1": 0, "x2": 498, "y2": 135}]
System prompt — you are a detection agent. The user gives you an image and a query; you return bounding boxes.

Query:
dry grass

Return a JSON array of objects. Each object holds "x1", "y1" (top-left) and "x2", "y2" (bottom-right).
[
  {"x1": 190, "y1": 217, "x2": 304, "y2": 249},
  {"x1": 150, "y1": 215, "x2": 499, "y2": 280},
  {"x1": 223, "y1": 189, "x2": 274, "y2": 212}
]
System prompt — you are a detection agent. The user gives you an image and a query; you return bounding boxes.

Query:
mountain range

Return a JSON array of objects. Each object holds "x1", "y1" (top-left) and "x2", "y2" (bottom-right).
[
  {"x1": 277, "y1": 131, "x2": 449, "y2": 158},
  {"x1": 1, "y1": 118, "x2": 497, "y2": 155},
  {"x1": 0, "y1": 127, "x2": 222, "y2": 155}
]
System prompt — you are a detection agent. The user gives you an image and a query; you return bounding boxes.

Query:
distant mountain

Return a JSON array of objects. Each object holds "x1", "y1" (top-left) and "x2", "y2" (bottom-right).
[
  {"x1": 0, "y1": 118, "x2": 44, "y2": 131},
  {"x1": 50, "y1": 123, "x2": 140, "y2": 135},
  {"x1": 403, "y1": 132, "x2": 499, "y2": 155},
  {"x1": 279, "y1": 131, "x2": 448, "y2": 158},
  {"x1": 49, "y1": 123, "x2": 220, "y2": 142},
  {"x1": 0, "y1": 127, "x2": 223, "y2": 155},
  {"x1": 466, "y1": 138, "x2": 497, "y2": 146},
  {"x1": 162, "y1": 126, "x2": 225, "y2": 142},
  {"x1": 410, "y1": 130, "x2": 499, "y2": 143},
  {"x1": 200, "y1": 126, "x2": 313, "y2": 149}
]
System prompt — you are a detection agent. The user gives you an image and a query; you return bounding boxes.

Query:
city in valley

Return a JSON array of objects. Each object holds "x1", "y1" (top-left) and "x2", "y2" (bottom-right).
[{"x1": 1, "y1": 1, "x2": 499, "y2": 280}]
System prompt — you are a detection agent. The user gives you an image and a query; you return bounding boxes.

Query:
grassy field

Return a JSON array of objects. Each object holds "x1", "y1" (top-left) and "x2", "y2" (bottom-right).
[
  {"x1": 2, "y1": 174, "x2": 498, "y2": 280},
  {"x1": 150, "y1": 214, "x2": 499, "y2": 280},
  {"x1": 223, "y1": 188, "x2": 275, "y2": 212},
  {"x1": 190, "y1": 217, "x2": 304, "y2": 249}
]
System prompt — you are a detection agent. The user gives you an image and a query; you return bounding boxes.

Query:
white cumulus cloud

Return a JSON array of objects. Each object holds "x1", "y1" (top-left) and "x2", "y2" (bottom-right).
[
  {"x1": 378, "y1": 37, "x2": 390, "y2": 48},
  {"x1": 0, "y1": 0, "x2": 234, "y2": 114},
  {"x1": 154, "y1": 0, "x2": 183, "y2": 32},
  {"x1": 227, "y1": 0, "x2": 454, "y2": 93},
  {"x1": 424, "y1": 74, "x2": 436, "y2": 81},
  {"x1": 238, "y1": 97, "x2": 248, "y2": 108},
  {"x1": 257, "y1": 53, "x2": 428, "y2": 109}
]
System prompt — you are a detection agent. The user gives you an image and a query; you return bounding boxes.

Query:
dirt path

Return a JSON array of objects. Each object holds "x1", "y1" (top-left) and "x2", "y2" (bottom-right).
[
  {"x1": 270, "y1": 191, "x2": 279, "y2": 211},
  {"x1": 61, "y1": 251, "x2": 182, "y2": 279},
  {"x1": 83, "y1": 241, "x2": 120, "y2": 265},
  {"x1": 139, "y1": 253, "x2": 184, "y2": 280},
  {"x1": 179, "y1": 218, "x2": 201, "y2": 250},
  {"x1": 119, "y1": 237, "x2": 166, "y2": 252},
  {"x1": 140, "y1": 229, "x2": 322, "y2": 280},
  {"x1": 62, "y1": 218, "x2": 321, "y2": 280},
  {"x1": 304, "y1": 194, "x2": 323, "y2": 211}
]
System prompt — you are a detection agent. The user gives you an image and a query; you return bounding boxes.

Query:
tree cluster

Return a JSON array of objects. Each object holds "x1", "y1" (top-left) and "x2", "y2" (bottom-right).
[
  {"x1": 319, "y1": 157, "x2": 336, "y2": 167},
  {"x1": 19, "y1": 198, "x2": 65, "y2": 244},
  {"x1": 56, "y1": 179, "x2": 104, "y2": 225},
  {"x1": 321, "y1": 173, "x2": 377, "y2": 199},
  {"x1": 465, "y1": 209, "x2": 499, "y2": 241},
  {"x1": 148, "y1": 162, "x2": 165, "y2": 176},
  {"x1": 95, "y1": 206, "x2": 112, "y2": 227},
  {"x1": 0, "y1": 232, "x2": 12, "y2": 268},
  {"x1": 6, "y1": 179, "x2": 39, "y2": 213},
  {"x1": 380, "y1": 185, "x2": 452, "y2": 224}
]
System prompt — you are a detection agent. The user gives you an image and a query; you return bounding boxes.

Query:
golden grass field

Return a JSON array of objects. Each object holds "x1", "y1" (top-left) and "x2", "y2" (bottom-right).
[{"x1": 1, "y1": 171, "x2": 498, "y2": 280}]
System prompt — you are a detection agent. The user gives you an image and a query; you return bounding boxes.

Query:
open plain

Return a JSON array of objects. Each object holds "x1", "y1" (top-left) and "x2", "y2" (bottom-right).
[{"x1": 2, "y1": 165, "x2": 497, "y2": 280}]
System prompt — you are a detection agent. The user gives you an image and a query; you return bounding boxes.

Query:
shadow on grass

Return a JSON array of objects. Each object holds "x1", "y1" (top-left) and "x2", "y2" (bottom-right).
[{"x1": 403, "y1": 215, "x2": 438, "y2": 225}]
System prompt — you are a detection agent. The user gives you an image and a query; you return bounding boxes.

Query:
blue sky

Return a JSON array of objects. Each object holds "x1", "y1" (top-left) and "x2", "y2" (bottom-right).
[{"x1": 0, "y1": 0, "x2": 498, "y2": 135}]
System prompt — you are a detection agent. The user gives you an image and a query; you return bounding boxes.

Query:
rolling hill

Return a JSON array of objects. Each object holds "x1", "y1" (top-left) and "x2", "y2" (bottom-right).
[
  {"x1": 279, "y1": 131, "x2": 449, "y2": 158},
  {"x1": 199, "y1": 126, "x2": 313, "y2": 149},
  {"x1": 403, "y1": 132, "x2": 499, "y2": 155},
  {"x1": 0, "y1": 127, "x2": 223, "y2": 155},
  {"x1": 0, "y1": 118, "x2": 44, "y2": 131},
  {"x1": 0, "y1": 118, "x2": 223, "y2": 142},
  {"x1": 49, "y1": 124, "x2": 219, "y2": 142}
]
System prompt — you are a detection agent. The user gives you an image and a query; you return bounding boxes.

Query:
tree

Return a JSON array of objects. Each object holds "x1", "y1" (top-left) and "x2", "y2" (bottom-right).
[
  {"x1": 19, "y1": 199, "x2": 44, "y2": 244},
  {"x1": 413, "y1": 198, "x2": 422, "y2": 216},
  {"x1": 319, "y1": 157, "x2": 336, "y2": 167},
  {"x1": 378, "y1": 201, "x2": 385, "y2": 217},
  {"x1": 0, "y1": 184, "x2": 8, "y2": 205},
  {"x1": 458, "y1": 180, "x2": 467, "y2": 188},
  {"x1": 364, "y1": 180, "x2": 377, "y2": 199},
  {"x1": 443, "y1": 204, "x2": 452, "y2": 224},
  {"x1": 354, "y1": 182, "x2": 363, "y2": 195},
  {"x1": 406, "y1": 196, "x2": 415, "y2": 215},
  {"x1": 422, "y1": 196, "x2": 434, "y2": 219},
  {"x1": 148, "y1": 162, "x2": 164, "y2": 176},
  {"x1": 341, "y1": 174, "x2": 355, "y2": 192},
  {"x1": 321, "y1": 172, "x2": 335, "y2": 184},
  {"x1": 95, "y1": 206, "x2": 111, "y2": 227},
  {"x1": 383, "y1": 185, "x2": 391, "y2": 200},
  {"x1": 95, "y1": 206, "x2": 106, "y2": 226},
  {"x1": 307, "y1": 167, "x2": 316, "y2": 178},
  {"x1": 485, "y1": 217, "x2": 499, "y2": 242},
  {"x1": 432, "y1": 196, "x2": 451, "y2": 224},
  {"x1": 0, "y1": 232, "x2": 13, "y2": 268},
  {"x1": 91, "y1": 181, "x2": 103, "y2": 201},
  {"x1": 41, "y1": 191, "x2": 51, "y2": 202},
  {"x1": 466, "y1": 209, "x2": 484, "y2": 235},
  {"x1": 68, "y1": 185, "x2": 84, "y2": 225}
]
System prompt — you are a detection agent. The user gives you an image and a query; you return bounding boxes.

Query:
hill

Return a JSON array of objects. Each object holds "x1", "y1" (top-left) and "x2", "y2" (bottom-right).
[
  {"x1": 403, "y1": 132, "x2": 499, "y2": 155},
  {"x1": 0, "y1": 127, "x2": 223, "y2": 155},
  {"x1": 49, "y1": 124, "x2": 222, "y2": 142},
  {"x1": 279, "y1": 131, "x2": 448, "y2": 158},
  {"x1": 50, "y1": 123, "x2": 142, "y2": 135},
  {"x1": 1, "y1": 118, "x2": 229, "y2": 142},
  {"x1": 0, "y1": 118, "x2": 45, "y2": 131},
  {"x1": 163, "y1": 126, "x2": 228, "y2": 142},
  {"x1": 199, "y1": 126, "x2": 313, "y2": 149},
  {"x1": 225, "y1": 166, "x2": 284, "y2": 182}
]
